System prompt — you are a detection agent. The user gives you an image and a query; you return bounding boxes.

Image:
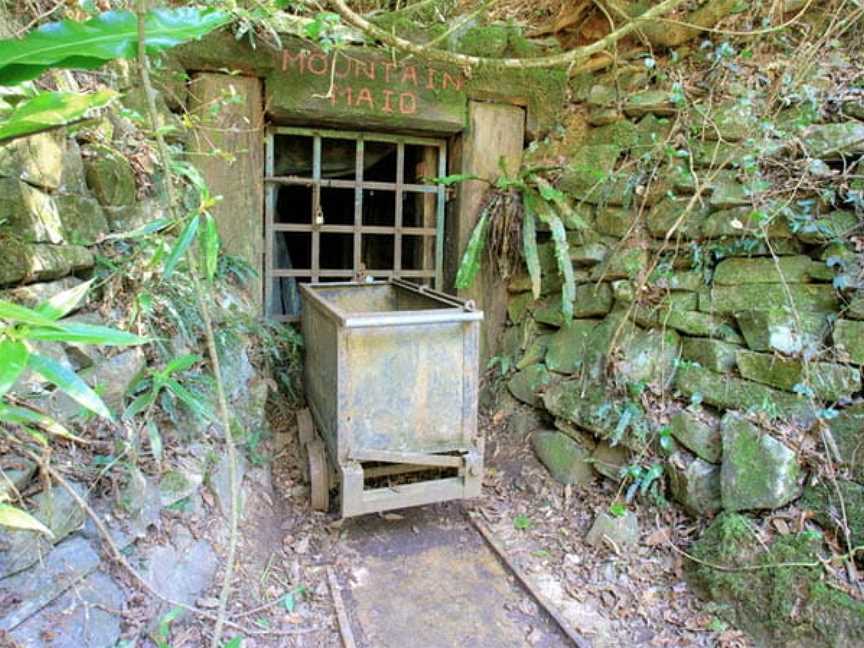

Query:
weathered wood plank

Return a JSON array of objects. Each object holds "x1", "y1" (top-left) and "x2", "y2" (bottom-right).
[
  {"x1": 350, "y1": 449, "x2": 463, "y2": 468},
  {"x1": 456, "y1": 101, "x2": 525, "y2": 362},
  {"x1": 188, "y1": 73, "x2": 264, "y2": 304}
]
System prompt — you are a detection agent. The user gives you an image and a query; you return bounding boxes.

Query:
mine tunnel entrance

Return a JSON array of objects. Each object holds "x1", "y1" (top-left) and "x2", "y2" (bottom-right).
[{"x1": 264, "y1": 127, "x2": 448, "y2": 321}]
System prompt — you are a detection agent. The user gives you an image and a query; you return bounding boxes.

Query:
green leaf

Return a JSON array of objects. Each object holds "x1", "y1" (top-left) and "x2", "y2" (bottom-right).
[
  {"x1": 123, "y1": 390, "x2": 156, "y2": 420},
  {"x1": 160, "y1": 354, "x2": 201, "y2": 378},
  {"x1": 0, "y1": 401, "x2": 83, "y2": 442},
  {"x1": 35, "y1": 279, "x2": 94, "y2": 320},
  {"x1": 28, "y1": 353, "x2": 113, "y2": 420},
  {"x1": 0, "y1": 8, "x2": 230, "y2": 85},
  {"x1": 0, "y1": 300, "x2": 63, "y2": 327},
  {"x1": 548, "y1": 214, "x2": 576, "y2": 325},
  {"x1": 521, "y1": 201, "x2": 541, "y2": 299},
  {"x1": 431, "y1": 173, "x2": 479, "y2": 186},
  {"x1": 223, "y1": 639, "x2": 243, "y2": 648},
  {"x1": 0, "y1": 340, "x2": 28, "y2": 397},
  {"x1": 165, "y1": 379, "x2": 216, "y2": 422},
  {"x1": 0, "y1": 503, "x2": 54, "y2": 537},
  {"x1": 513, "y1": 514, "x2": 533, "y2": 530},
  {"x1": 0, "y1": 89, "x2": 118, "y2": 144},
  {"x1": 282, "y1": 592, "x2": 296, "y2": 612},
  {"x1": 163, "y1": 215, "x2": 199, "y2": 279},
  {"x1": 609, "y1": 502, "x2": 627, "y2": 518},
  {"x1": 146, "y1": 421, "x2": 163, "y2": 463},
  {"x1": 201, "y1": 213, "x2": 220, "y2": 282},
  {"x1": 25, "y1": 322, "x2": 148, "y2": 346},
  {"x1": 455, "y1": 211, "x2": 489, "y2": 290}
]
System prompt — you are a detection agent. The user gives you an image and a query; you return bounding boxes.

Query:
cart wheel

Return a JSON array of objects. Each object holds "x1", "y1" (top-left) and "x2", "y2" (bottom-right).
[
  {"x1": 296, "y1": 408, "x2": 315, "y2": 446},
  {"x1": 308, "y1": 438, "x2": 330, "y2": 512}
]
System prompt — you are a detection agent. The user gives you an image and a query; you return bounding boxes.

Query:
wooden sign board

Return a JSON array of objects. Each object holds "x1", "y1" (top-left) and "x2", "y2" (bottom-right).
[{"x1": 267, "y1": 46, "x2": 468, "y2": 133}]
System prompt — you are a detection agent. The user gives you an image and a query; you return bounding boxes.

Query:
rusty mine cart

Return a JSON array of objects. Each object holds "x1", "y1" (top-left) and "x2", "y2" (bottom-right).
[{"x1": 296, "y1": 279, "x2": 484, "y2": 517}]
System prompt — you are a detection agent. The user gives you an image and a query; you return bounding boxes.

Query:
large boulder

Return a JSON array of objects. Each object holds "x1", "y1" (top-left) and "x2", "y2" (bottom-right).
[
  {"x1": 532, "y1": 430, "x2": 594, "y2": 485},
  {"x1": 720, "y1": 414, "x2": 801, "y2": 511}
]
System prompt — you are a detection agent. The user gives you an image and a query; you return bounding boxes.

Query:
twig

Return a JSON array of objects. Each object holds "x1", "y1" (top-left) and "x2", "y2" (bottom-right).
[
  {"x1": 331, "y1": 0, "x2": 691, "y2": 69},
  {"x1": 135, "y1": 4, "x2": 240, "y2": 648},
  {"x1": 327, "y1": 566, "x2": 357, "y2": 648},
  {"x1": 669, "y1": 541, "x2": 864, "y2": 573}
]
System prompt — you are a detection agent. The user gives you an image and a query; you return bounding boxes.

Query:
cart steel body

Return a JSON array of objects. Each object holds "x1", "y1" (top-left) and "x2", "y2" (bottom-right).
[{"x1": 298, "y1": 279, "x2": 484, "y2": 517}]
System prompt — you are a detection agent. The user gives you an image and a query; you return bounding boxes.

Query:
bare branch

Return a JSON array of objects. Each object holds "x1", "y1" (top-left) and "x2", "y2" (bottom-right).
[{"x1": 330, "y1": 0, "x2": 691, "y2": 69}]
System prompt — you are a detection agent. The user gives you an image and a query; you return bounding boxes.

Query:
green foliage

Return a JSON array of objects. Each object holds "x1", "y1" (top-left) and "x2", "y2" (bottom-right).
[
  {"x1": 0, "y1": 88, "x2": 117, "y2": 143},
  {"x1": 0, "y1": 502, "x2": 53, "y2": 537},
  {"x1": 513, "y1": 513, "x2": 533, "y2": 530},
  {"x1": 0, "y1": 8, "x2": 230, "y2": 84},
  {"x1": 156, "y1": 606, "x2": 184, "y2": 648},
  {"x1": 454, "y1": 210, "x2": 489, "y2": 290},
  {"x1": 125, "y1": 354, "x2": 217, "y2": 423}
]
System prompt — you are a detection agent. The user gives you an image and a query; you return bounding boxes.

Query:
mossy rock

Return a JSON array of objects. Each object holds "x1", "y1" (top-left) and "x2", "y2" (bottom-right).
[
  {"x1": 713, "y1": 255, "x2": 818, "y2": 285},
  {"x1": 650, "y1": 270, "x2": 704, "y2": 292},
  {"x1": 687, "y1": 513, "x2": 864, "y2": 648},
  {"x1": 558, "y1": 144, "x2": 622, "y2": 199},
  {"x1": 833, "y1": 319, "x2": 864, "y2": 365},
  {"x1": 531, "y1": 430, "x2": 593, "y2": 485},
  {"x1": 0, "y1": 236, "x2": 29, "y2": 286},
  {"x1": 794, "y1": 210, "x2": 857, "y2": 243},
  {"x1": 517, "y1": 333, "x2": 552, "y2": 370},
  {"x1": 533, "y1": 283, "x2": 613, "y2": 326},
  {"x1": 708, "y1": 171, "x2": 752, "y2": 210},
  {"x1": 569, "y1": 242, "x2": 608, "y2": 267},
  {"x1": 674, "y1": 365, "x2": 814, "y2": 422},
  {"x1": 827, "y1": 403, "x2": 864, "y2": 483},
  {"x1": 583, "y1": 120, "x2": 639, "y2": 149},
  {"x1": 0, "y1": 130, "x2": 65, "y2": 191},
  {"x1": 615, "y1": 327, "x2": 681, "y2": 388},
  {"x1": 594, "y1": 206, "x2": 635, "y2": 238},
  {"x1": 646, "y1": 196, "x2": 709, "y2": 239},
  {"x1": 0, "y1": 178, "x2": 64, "y2": 244},
  {"x1": 736, "y1": 350, "x2": 861, "y2": 401},
  {"x1": 507, "y1": 363, "x2": 552, "y2": 407},
  {"x1": 590, "y1": 248, "x2": 648, "y2": 282},
  {"x1": 84, "y1": 147, "x2": 137, "y2": 207},
  {"x1": 800, "y1": 121, "x2": 864, "y2": 158},
  {"x1": 507, "y1": 292, "x2": 535, "y2": 323},
  {"x1": 720, "y1": 413, "x2": 800, "y2": 511},
  {"x1": 702, "y1": 207, "x2": 793, "y2": 239},
  {"x1": 801, "y1": 479, "x2": 864, "y2": 549},
  {"x1": 544, "y1": 319, "x2": 600, "y2": 374},
  {"x1": 623, "y1": 89, "x2": 676, "y2": 117},
  {"x1": 670, "y1": 409, "x2": 721, "y2": 464},
  {"x1": 589, "y1": 440, "x2": 628, "y2": 481},
  {"x1": 698, "y1": 284, "x2": 839, "y2": 315},
  {"x1": 681, "y1": 337, "x2": 741, "y2": 373},
  {"x1": 736, "y1": 309, "x2": 829, "y2": 355},
  {"x1": 54, "y1": 193, "x2": 109, "y2": 245},
  {"x1": 688, "y1": 140, "x2": 748, "y2": 169},
  {"x1": 699, "y1": 100, "x2": 758, "y2": 142},
  {"x1": 633, "y1": 307, "x2": 743, "y2": 344},
  {"x1": 667, "y1": 452, "x2": 722, "y2": 516}
]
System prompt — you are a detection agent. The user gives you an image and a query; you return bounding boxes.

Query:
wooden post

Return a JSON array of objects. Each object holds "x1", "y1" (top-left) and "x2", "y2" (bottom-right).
[
  {"x1": 456, "y1": 101, "x2": 525, "y2": 362},
  {"x1": 188, "y1": 73, "x2": 264, "y2": 305}
]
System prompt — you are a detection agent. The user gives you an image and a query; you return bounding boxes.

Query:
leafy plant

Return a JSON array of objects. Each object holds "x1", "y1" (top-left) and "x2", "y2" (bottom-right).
[
  {"x1": 156, "y1": 606, "x2": 184, "y2": 648},
  {"x1": 0, "y1": 280, "x2": 147, "y2": 533},
  {"x1": 513, "y1": 513, "x2": 533, "y2": 530},
  {"x1": 124, "y1": 354, "x2": 215, "y2": 423},
  {"x1": 0, "y1": 87, "x2": 117, "y2": 143}
]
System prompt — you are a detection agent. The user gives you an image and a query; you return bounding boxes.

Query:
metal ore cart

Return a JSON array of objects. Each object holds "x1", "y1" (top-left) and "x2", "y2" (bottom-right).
[{"x1": 297, "y1": 279, "x2": 484, "y2": 517}]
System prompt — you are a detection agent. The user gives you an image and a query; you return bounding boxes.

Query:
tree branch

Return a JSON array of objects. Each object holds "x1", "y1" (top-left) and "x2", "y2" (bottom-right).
[{"x1": 330, "y1": 0, "x2": 691, "y2": 69}]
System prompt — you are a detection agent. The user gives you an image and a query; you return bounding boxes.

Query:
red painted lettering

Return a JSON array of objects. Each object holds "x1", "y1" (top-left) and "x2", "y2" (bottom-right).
[
  {"x1": 355, "y1": 87, "x2": 374, "y2": 109},
  {"x1": 399, "y1": 92, "x2": 417, "y2": 114},
  {"x1": 353, "y1": 59, "x2": 376, "y2": 80},
  {"x1": 333, "y1": 55, "x2": 351, "y2": 79},
  {"x1": 382, "y1": 89, "x2": 395, "y2": 113},
  {"x1": 282, "y1": 50, "x2": 305, "y2": 73},
  {"x1": 383, "y1": 62, "x2": 396, "y2": 83},
  {"x1": 401, "y1": 65, "x2": 418, "y2": 86},
  {"x1": 307, "y1": 53, "x2": 328, "y2": 76},
  {"x1": 426, "y1": 67, "x2": 437, "y2": 90},
  {"x1": 442, "y1": 71, "x2": 463, "y2": 91},
  {"x1": 329, "y1": 85, "x2": 353, "y2": 107}
]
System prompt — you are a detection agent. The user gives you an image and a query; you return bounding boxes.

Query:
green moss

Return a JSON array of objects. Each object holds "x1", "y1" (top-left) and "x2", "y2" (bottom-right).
[{"x1": 688, "y1": 513, "x2": 864, "y2": 647}]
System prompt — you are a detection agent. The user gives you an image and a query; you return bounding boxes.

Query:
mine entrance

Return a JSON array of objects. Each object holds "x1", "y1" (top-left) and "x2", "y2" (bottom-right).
[{"x1": 264, "y1": 127, "x2": 447, "y2": 321}]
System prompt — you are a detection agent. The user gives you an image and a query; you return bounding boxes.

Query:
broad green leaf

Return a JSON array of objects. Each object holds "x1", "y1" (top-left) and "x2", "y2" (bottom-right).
[
  {"x1": 147, "y1": 421, "x2": 163, "y2": 463},
  {"x1": 521, "y1": 201, "x2": 541, "y2": 299},
  {"x1": 0, "y1": 503, "x2": 54, "y2": 537},
  {"x1": 0, "y1": 300, "x2": 63, "y2": 327},
  {"x1": 26, "y1": 322, "x2": 148, "y2": 346},
  {"x1": 431, "y1": 173, "x2": 479, "y2": 186},
  {"x1": 165, "y1": 379, "x2": 217, "y2": 422},
  {"x1": 163, "y1": 215, "x2": 199, "y2": 279},
  {"x1": 455, "y1": 212, "x2": 489, "y2": 289},
  {"x1": 0, "y1": 402, "x2": 83, "y2": 442},
  {"x1": 0, "y1": 340, "x2": 28, "y2": 397},
  {"x1": 533, "y1": 175, "x2": 589, "y2": 230},
  {"x1": 28, "y1": 353, "x2": 113, "y2": 420},
  {"x1": 548, "y1": 214, "x2": 576, "y2": 325},
  {"x1": 201, "y1": 213, "x2": 220, "y2": 282},
  {"x1": 36, "y1": 279, "x2": 94, "y2": 320},
  {"x1": 160, "y1": 354, "x2": 201, "y2": 378},
  {"x1": 102, "y1": 217, "x2": 172, "y2": 241},
  {"x1": 0, "y1": 8, "x2": 230, "y2": 85},
  {"x1": 123, "y1": 390, "x2": 156, "y2": 420},
  {"x1": 0, "y1": 89, "x2": 117, "y2": 144},
  {"x1": 223, "y1": 638, "x2": 243, "y2": 648}
]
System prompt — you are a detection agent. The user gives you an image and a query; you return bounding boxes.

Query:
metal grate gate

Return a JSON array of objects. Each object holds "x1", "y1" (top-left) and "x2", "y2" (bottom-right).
[{"x1": 264, "y1": 127, "x2": 447, "y2": 321}]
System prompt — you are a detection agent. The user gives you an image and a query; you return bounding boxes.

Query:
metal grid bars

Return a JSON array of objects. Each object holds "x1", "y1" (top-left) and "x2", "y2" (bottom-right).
[{"x1": 264, "y1": 127, "x2": 447, "y2": 321}]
